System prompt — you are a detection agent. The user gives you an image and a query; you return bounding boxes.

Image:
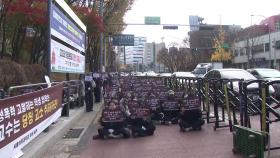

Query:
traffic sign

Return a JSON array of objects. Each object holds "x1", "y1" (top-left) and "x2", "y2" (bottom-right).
[
  {"x1": 145, "y1": 16, "x2": 161, "y2": 25},
  {"x1": 112, "y1": 34, "x2": 134, "y2": 46},
  {"x1": 163, "y1": 25, "x2": 178, "y2": 30}
]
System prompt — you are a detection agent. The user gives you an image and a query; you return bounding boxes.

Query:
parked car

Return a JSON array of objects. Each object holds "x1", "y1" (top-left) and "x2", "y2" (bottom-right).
[
  {"x1": 247, "y1": 68, "x2": 280, "y2": 80},
  {"x1": 203, "y1": 69, "x2": 274, "y2": 106},
  {"x1": 247, "y1": 68, "x2": 280, "y2": 99},
  {"x1": 204, "y1": 69, "x2": 258, "y2": 89},
  {"x1": 192, "y1": 62, "x2": 223, "y2": 77}
]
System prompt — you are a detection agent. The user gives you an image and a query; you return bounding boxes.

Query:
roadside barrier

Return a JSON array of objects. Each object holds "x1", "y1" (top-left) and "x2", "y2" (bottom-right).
[
  {"x1": 260, "y1": 81, "x2": 280, "y2": 151},
  {"x1": 7, "y1": 80, "x2": 83, "y2": 117}
]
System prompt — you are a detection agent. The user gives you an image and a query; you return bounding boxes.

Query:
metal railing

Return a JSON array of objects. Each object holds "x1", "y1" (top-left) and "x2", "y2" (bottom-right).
[
  {"x1": 5, "y1": 80, "x2": 83, "y2": 117},
  {"x1": 136, "y1": 76, "x2": 280, "y2": 134}
]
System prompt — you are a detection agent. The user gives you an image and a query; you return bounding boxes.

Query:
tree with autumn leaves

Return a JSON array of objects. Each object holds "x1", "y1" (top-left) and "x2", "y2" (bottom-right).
[
  {"x1": 0, "y1": 0, "x2": 47, "y2": 62},
  {"x1": 0, "y1": 0, "x2": 134, "y2": 72},
  {"x1": 210, "y1": 27, "x2": 232, "y2": 65}
]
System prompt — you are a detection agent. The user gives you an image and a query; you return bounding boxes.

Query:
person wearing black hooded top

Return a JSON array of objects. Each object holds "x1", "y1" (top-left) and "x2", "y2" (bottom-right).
[
  {"x1": 178, "y1": 94, "x2": 205, "y2": 131},
  {"x1": 128, "y1": 98, "x2": 156, "y2": 137}
]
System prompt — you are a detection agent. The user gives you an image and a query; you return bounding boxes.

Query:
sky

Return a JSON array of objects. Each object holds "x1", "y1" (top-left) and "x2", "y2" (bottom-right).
[{"x1": 123, "y1": 0, "x2": 280, "y2": 46}]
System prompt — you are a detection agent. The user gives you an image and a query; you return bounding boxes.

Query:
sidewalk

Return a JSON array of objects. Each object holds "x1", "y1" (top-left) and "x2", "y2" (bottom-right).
[
  {"x1": 21, "y1": 102, "x2": 280, "y2": 158},
  {"x1": 21, "y1": 102, "x2": 103, "y2": 158},
  {"x1": 70, "y1": 111, "x2": 280, "y2": 158}
]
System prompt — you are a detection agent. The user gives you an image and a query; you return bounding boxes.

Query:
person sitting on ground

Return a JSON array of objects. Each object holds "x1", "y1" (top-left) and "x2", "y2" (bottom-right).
[
  {"x1": 147, "y1": 93, "x2": 164, "y2": 124},
  {"x1": 94, "y1": 101, "x2": 130, "y2": 139},
  {"x1": 160, "y1": 90, "x2": 180, "y2": 125},
  {"x1": 178, "y1": 94, "x2": 205, "y2": 132},
  {"x1": 129, "y1": 104, "x2": 156, "y2": 137}
]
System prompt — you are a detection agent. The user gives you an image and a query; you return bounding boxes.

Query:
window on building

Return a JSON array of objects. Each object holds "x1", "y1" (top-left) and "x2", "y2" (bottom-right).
[
  {"x1": 265, "y1": 43, "x2": 270, "y2": 51},
  {"x1": 243, "y1": 48, "x2": 247, "y2": 56},
  {"x1": 240, "y1": 48, "x2": 246, "y2": 56},
  {"x1": 275, "y1": 40, "x2": 280, "y2": 50},
  {"x1": 275, "y1": 21, "x2": 280, "y2": 31},
  {"x1": 252, "y1": 44, "x2": 264, "y2": 53},
  {"x1": 234, "y1": 48, "x2": 239, "y2": 56}
]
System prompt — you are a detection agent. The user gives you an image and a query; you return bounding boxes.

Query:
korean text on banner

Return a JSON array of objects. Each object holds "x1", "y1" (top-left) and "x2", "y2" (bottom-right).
[{"x1": 0, "y1": 84, "x2": 63, "y2": 158}]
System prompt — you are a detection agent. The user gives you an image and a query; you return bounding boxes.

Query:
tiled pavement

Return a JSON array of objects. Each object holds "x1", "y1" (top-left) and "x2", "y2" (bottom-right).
[
  {"x1": 70, "y1": 113, "x2": 280, "y2": 158},
  {"x1": 36, "y1": 105, "x2": 280, "y2": 158},
  {"x1": 72, "y1": 123, "x2": 242, "y2": 158}
]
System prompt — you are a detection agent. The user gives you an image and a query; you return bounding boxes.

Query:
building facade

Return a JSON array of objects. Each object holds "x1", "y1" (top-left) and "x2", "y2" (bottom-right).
[
  {"x1": 144, "y1": 43, "x2": 153, "y2": 65},
  {"x1": 144, "y1": 42, "x2": 165, "y2": 72},
  {"x1": 189, "y1": 15, "x2": 204, "y2": 31},
  {"x1": 233, "y1": 31, "x2": 280, "y2": 69},
  {"x1": 233, "y1": 14, "x2": 280, "y2": 69},
  {"x1": 118, "y1": 36, "x2": 146, "y2": 66},
  {"x1": 188, "y1": 24, "x2": 241, "y2": 64}
]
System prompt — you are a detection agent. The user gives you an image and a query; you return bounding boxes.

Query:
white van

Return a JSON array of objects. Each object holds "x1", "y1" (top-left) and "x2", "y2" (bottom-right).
[{"x1": 192, "y1": 62, "x2": 223, "y2": 77}]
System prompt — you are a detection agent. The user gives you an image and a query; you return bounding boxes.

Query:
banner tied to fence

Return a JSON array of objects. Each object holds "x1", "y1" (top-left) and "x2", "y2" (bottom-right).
[{"x1": 0, "y1": 84, "x2": 63, "y2": 158}]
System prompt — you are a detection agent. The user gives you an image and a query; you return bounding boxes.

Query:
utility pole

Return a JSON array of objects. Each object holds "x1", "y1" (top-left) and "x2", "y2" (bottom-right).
[
  {"x1": 273, "y1": 39, "x2": 277, "y2": 69},
  {"x1": 99, "y1": 0, "x2": 104, "y2": 72},
  {"x1": 123, "y1": 45, "x2": 126, "y2": 64},
  {"x1": 104, "y1": 34, "x2": 106, "y2": 72},
  {"x1": 152, "y1": 42, "x2": 156, "y2": 71},
  {"x1": 47, "y1": 0, "x2": 51, "y2": 77}
]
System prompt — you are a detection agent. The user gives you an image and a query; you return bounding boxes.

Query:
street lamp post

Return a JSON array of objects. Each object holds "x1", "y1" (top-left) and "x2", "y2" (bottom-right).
[{"x1": 251, "y1": 15, "x2": 273, "y2": 68}]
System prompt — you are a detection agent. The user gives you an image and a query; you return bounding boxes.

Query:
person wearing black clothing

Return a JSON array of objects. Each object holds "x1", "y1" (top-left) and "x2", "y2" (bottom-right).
[
  {"x1": 147, "y1": 93, "x2": 164, "y2": 123},
  {"x1": 95, "y1": 101, "x2": 130, "y2": 139},
  {"x1": 98, "y1": 121, "x2": 130, "y2": 139},
  {"x1": 130, "y1": 117, "x2": 155, "y2": 137},
  {"x1": 128, "y1": 99, "x2": 155, "y2": 137},
  {"x1": 160, "y1": 90, "x2": 180, "y2": 125},
  {"x1": 94, "y1": 77, "x2": 102, "y2": 103},
  {"x1": 85, "y1": 80, "x2": 95, "y2": 112},
  {"x1": 178, "y1": 95, "x2": 205, "y2": 131},
  {"x1": 179, "y1": 109, "x2": 204, "y2": 131}
]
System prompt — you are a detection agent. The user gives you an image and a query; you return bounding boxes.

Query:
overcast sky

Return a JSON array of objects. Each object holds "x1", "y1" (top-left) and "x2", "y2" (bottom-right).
[{"x1": 123, "y1": 0, "x2": 280, "y2": 46}]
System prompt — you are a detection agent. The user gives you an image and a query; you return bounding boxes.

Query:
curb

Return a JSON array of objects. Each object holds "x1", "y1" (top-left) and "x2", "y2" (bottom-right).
[
  {"x1": 21, "y1": 107, "x2": 86, "y2": 158},
  {"x1": 70, "y1": 103, "x2": 103, "y2": 156}
]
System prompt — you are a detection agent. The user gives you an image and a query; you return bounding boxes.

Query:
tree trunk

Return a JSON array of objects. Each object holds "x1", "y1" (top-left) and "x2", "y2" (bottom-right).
[
  {"x1": 0, "y1": 16, "x2": 7, "y2": 59},
  {"x1": 92, "y1": 37, "x2": 100, "y2": 72},
  {"x1": 12, "y1": 27, "x2": 26, "y2": 61},
  {"x1": 30, "y1": 28, "x2": 39, "y2": 63},
  {"x1": 11, "y1": 27, "x2": 19, "y2": 61}
]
